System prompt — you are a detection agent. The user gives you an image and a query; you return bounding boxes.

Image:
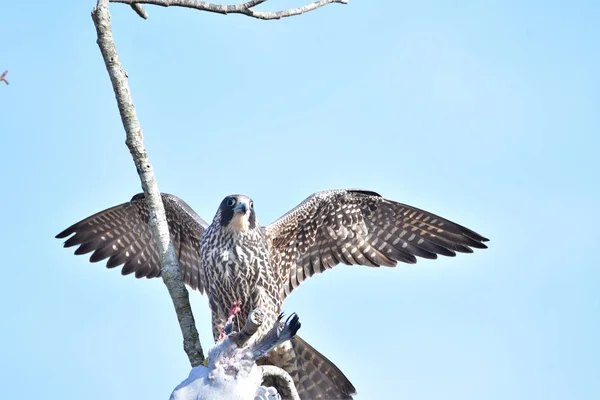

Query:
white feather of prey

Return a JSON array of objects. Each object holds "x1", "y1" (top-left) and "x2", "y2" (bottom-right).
[{"x1": 170, "y1": 311, "x2": 299, "y2": 400}]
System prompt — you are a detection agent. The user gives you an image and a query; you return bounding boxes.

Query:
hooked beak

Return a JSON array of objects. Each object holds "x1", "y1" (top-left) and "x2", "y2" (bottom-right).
[{"x1": 234, "y1": 201, "x2": 248, "y2": 214}]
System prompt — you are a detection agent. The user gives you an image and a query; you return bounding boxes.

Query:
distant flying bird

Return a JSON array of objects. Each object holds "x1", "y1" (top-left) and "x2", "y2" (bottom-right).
[
  {"x1": 171, "y1": 309, "x2": 301, "y2": 400},
  {"x1": 57, "y1": 189, "x2": 488, "y2": 399},
  {"x1": 1, "y1": 70, "x2": 8, "y2": 85}
]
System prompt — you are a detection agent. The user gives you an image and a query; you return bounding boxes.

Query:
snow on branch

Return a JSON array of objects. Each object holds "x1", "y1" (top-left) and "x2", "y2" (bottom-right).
[
  {"x1": 111, "y1": 0, "x2": 348, "y2": 20},
  {"x1": 91, "y1": 0, "x2": 205, "y2": 367}
]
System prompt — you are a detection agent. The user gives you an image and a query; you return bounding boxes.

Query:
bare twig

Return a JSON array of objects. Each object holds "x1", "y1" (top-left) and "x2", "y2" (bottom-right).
[
  {"x1": 91, "y1": 0, "x2": 204, "y2": 367},
  {"x1": 259, "y1": 365, "x2": 301, "y2": 400},
  {"x1": 130, "y1": 3, "x2": 149, "y2": 18},
  {"x1": 1, "y1": 71, "x2": 8, "y2": 85},
  {"x1": 111, "y1": 0, "x2": 348, "y2": 20}
]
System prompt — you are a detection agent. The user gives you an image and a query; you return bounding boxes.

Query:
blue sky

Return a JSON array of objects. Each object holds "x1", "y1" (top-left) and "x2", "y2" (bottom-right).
[{"x1": 1, "y1": 0, "x2": 599, "y2": 399}]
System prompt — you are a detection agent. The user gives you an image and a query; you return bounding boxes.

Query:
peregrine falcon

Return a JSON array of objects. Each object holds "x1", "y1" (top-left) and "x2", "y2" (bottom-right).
[{"x1": 56, "y1": 189, "x2": 488, "y2": 399}]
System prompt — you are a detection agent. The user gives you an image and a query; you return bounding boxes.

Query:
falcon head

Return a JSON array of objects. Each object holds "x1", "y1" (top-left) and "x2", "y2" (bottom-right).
[{"x1": 216, "y1": 195, "x2": 257, "y2": 233}]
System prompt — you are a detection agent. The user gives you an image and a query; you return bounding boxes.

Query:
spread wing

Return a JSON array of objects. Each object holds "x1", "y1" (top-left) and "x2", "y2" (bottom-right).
[
  {"x1": 56, "y1": 193, "x2": 208, "y2": 293},
  {"x1": 265, "y1": 189, "x2": 488, "y2": 298}
]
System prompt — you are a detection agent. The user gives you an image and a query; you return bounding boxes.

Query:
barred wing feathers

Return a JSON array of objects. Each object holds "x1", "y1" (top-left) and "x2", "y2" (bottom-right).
[
  {"x1": 56, "y1": 193, "x2": 208, "y2": 293},
  {"x1": 265, "y1": 190, "x2": 488, "y2": 297}
]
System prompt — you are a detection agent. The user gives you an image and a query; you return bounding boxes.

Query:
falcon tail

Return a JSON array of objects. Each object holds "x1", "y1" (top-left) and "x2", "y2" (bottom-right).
[{"x1": 290, "y1": 335, "x2": 356, "y2": 399}]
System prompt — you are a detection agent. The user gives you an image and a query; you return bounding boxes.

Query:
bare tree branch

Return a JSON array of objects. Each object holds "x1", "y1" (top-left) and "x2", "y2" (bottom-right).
[
  {"x1": 91, "y1": 0, "x2": 204, "y2": 367},
  {"x1": 1, "y1": 70, "x2": 8, "y2": 85},
  {"x1": 230, "y1": 309, "x2": 264, "y2": 348},
  {"x1": 259, "y1": 365, "x2": 301, "y2": 400},
  {"x1": 112, "y1": 0, "x2": 348, "y2": 20}
]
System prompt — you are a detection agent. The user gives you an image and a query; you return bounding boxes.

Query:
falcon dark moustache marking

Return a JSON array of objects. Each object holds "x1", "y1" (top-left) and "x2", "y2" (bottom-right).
[{"x1": 57, "y1": 189, "x2": 488, "y2": 399}]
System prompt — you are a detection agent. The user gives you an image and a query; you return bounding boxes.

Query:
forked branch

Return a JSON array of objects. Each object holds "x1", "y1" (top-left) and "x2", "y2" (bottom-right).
[{"x1": 111, "y1": 0, "x2": 348, "y2": 20}]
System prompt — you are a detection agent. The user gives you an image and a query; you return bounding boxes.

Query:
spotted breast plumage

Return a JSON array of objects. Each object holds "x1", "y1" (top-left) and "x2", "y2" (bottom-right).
[{"x1": 56, "y1": 189, "x2": 489, "y2": 399}]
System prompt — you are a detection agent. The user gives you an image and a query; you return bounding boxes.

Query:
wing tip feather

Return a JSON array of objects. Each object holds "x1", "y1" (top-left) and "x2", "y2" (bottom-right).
[
  {"x1": 73, "y1": 246, "x2": 92, "y2": 256},
  {"x1": 56, "y1": 226, "x2": 75, "y2": 240}
]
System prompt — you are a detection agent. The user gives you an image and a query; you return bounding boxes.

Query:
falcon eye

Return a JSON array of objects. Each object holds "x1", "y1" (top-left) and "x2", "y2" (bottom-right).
[
  {"x1": 250, "y1": 201, "x2": 254, "y2": 209},
  {"x1": 226, "y1": 198, "x2": 236, "y2": 207}
]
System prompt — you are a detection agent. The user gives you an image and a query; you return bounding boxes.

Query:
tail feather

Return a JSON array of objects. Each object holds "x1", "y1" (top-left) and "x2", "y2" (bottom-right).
[
  {"x1": 291, "y1": 336, "x2": 356, "y2": 399},
  {"x1": 260, "y1": 334, "x2": 356, "y2": 399}
]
